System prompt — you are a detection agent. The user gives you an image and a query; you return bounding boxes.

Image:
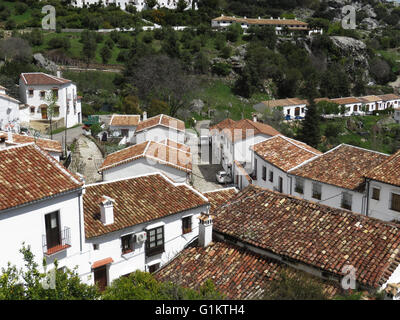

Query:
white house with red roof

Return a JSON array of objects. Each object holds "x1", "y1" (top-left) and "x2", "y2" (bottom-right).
[
  {"x1": 0, "y1": 85, "x2": 20, "y2": 132},
  {"x1": 109, "y1": 114, "x2": 141, "y2": 144},
  {"x1": 81, "y1": 173, "x2": 209, "y2": 290},
  {"x1": 0, "y1": 143, "x2": 88, "y2": 276},
  {"x1": 19, "y1": 72, "x2": 82, "y2": 128}
]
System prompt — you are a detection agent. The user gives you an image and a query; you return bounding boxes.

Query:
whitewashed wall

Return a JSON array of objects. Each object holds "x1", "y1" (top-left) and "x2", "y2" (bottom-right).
[
  {"x1": 0, "y1": 96, "x2": 19, "y2": 131},
  {"x1": 135, "y1": 126, "x2": 185, "y2": 144},
  {"x1": 109, "y1": 125, "x2": 137, "y2": 144},
  {"x1": 367, "y1": 181, "x2": 400, "y2": 222}
]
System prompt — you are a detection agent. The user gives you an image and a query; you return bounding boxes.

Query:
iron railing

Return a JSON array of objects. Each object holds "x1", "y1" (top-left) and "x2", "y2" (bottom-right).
[{"x1": 42, "y1": 227, "x2": 71, "y2": 255}]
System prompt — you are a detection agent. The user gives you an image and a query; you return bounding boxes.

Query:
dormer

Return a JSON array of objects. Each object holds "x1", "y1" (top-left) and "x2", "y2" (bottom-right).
[{"x1": 99, "y1": 196, "x2": 115, "y2": 225}]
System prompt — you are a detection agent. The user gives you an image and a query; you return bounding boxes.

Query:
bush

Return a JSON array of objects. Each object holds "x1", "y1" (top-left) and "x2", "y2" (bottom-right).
[
  {"x1": 142, "y1": 33, "x2": 153, "y2": 44},
  {"x1": 211, "y1": 62, "x2": 231, "y2": 76},
  {"x1": 48, "y1": 37, "x2": 71, "y2": 50}
]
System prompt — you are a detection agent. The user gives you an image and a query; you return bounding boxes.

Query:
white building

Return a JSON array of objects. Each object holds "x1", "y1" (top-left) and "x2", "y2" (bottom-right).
[
  {"x1": 109, "y1": 114, "x2": 141, "y2": 144},
  {"x1": 210, "y1": 118, "x2": 280, "y2": 177},
  {"x1": 19, "y1": 72, "x2": 82, "y2": 129},
  {"x1": 99, "y1": 140, "x2": 192, "y2": 183},
  {"x1": 0, "y1": 131, "x2": 63, "y2": 161},
  {"x1": 82, "y1": 173, "x2": 209, "y2": 289},
  {"x1": 73, "y1": 0, "x2": 195, "y2": 12},
  {"x1": 251, "y1": 135, "x2": 321, "y2": 194},
  {"x1": 288, "y1": 144, "x2": 389, "y2": 215},
  {"x1": 379, "y1": 94, "x2": 400, "y2": 110},
  {"x1": 253, "y1": 98, "x2": 308, "y2": 120},
  {"x1": 0, "y1": 143, "x2": 88, "y2": 277},
  {"x1": 0, "y1": 85, "x2": 20, "y2": 132},
  {"x1": 135, "y1": 114, "x2": 185, "y2": 145}
]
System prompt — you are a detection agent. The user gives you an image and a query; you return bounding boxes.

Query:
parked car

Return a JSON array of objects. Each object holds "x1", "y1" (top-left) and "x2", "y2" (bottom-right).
[{"x1": 216, "y1": 171, "x2": 233, "y2": 184}]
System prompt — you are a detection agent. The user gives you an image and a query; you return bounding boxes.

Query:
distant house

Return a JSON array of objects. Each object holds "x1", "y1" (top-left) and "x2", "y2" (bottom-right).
[
  {"x1": 253, "y1": 98, "x2": 308, "y2": 120},
  {"x1": 288, "y1": 144, "x2": 389, "y2": 215},
  {"x1": 379, "y1": 94, "x2": 400, "y2": 110},
  {"x1": 359, "y1": 95, "x2": 384, "y2": 113},
  {"x1": 395, "y1": 108, "x2": 400, "y2": 123},
  {"x1": 251, "y1": 135, "x2": 321, "y2": 194},
  {"x1": 156, "y1": 185, "x2": 400, "y2": 298},
  {"x1": 135, "y1": 114, "x2": 185, "y2": 145},
  {"x1": 109, "y1": 114, "x2": 141, "y2": 144},
  {"x1": 211, "y1": 15, "x2": 322, "y2": 36},
  {"x1": 330, "y1": 97, "x2": 363, "y2": 116},
  {"x1": 19, "y1": 72, "x2": 82, "y2": 129},
  {"x1": 99, "y1": 140, "x2": 192, "y2": 183},
  {"x1": 83, "y1": 173, "x2": 209, "y2": 289},
  {"x1": 0, "y1": 131, "x2": 63, "y2": 161},
  {"x1": 210, "y1": 118, "x2": 280, "y2": 176},
  {"x1": 0, "y1": 85, "x2": 20, "y2": 132}
]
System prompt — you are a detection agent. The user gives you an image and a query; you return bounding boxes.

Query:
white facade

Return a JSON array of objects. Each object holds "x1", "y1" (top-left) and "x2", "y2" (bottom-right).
[
  {"x1": 0, "y1": 95, "x2": 20, "y2": 132},
  {"x1": 102, "y1": 157, "x2": 189, "y2": 183},
  {"x1": 109, "y1": 125, "x2": 137, "y2": 144},
  {"x1": 135, "y1": 125, "x2": 185, "y2": 145},
  {"x1": 366, "y1": 180, "x2": 400, "y2": 222},
  {"x1": 19, "y1": 77, "x2": 82, "y2": 128},
  {"x1": 395, "y1": 109, "x2": 400, "y2": 124},
  {"x1": 73, "y1": 0, "x2": 195, "y2": 11}
]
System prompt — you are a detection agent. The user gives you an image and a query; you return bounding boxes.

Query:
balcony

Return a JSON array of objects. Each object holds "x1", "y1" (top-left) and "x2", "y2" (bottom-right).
[{"x1": 42, "y1": 227, "x2": 71, "y2": 256}]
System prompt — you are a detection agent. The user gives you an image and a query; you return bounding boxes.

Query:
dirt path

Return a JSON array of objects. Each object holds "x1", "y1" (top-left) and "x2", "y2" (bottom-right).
[{"x1": 69, "y1": 135, "x2": 103, "y2": 184}]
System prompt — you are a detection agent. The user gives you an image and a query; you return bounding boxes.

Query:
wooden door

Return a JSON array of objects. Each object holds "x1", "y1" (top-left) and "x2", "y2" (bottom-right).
[
  {"x1": 41, "y1": 107, "x2": 47, "y2": 119},
  {"x1": 45, "y1": 212, "x2": 60, "y2": 250},
  {"x1": 94, "y1": 266, "x2": 108, "y2": 292},
  {"x1": 278, "y1": 177, "x2": 283, "y2": 193}
]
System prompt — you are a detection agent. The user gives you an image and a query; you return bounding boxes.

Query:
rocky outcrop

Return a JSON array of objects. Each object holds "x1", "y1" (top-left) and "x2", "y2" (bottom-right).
[{"x1": 33, "y1": 53, "x2": 58, "y2": 73}]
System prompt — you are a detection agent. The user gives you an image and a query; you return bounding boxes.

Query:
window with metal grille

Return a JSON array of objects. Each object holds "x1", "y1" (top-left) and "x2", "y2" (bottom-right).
[
  {"x1": 295, "y1": 178, "x2": 304, "y2": 194},
  {"x1": 182, "y1": 216, "x2": 192, "y2": 234},
  {"x1": 146, "y1": 226, "x2": 164, "y2": 257},
  {"x1": 121, "y1": 234, "x2": 133, "y2": 254},
  {"x1": 269, "y1": 170, "x2": 274, "y2": 183},
  {"x1": 372, "y1": 188, "x2": 380, "y2": 201},
  {"x1": 312, "y1": 183, "x2": 322, "y2": 200},
  {"x1": 262, "y1": 166, "x2": 266, "y2": 181},
  {"x1": 391, "y1": 193, "x2": 400, "y2": 212},
  {"x1": 341, "y1": 192, "x2": 352, "y2": 210}
]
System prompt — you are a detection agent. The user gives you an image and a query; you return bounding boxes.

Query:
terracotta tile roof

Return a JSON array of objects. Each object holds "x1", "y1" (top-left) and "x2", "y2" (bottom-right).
[
  {"x1": 365, "y1": 149, "x2": 400, "y2": 186},
  {"x1": 1, "y1": 131, "x2": 62, "y2": 153},
  {"x1": 159, "y1": 139, "x2": 190, "y2": 152},
  {"x1": 0, "y1": 92, "x2": 20, "y2": 104},
  {"x1": 330, "y1": 97, "x2": 361, "y2": 105},
  {"x1": 99, "y1": 141, "x2": 192, "y2": 173},
  {"x1": 212, "y1": 16, "x2": 308, "y2": 27},
  {"x1": 234, "y1": 160, "x2": 252, "y2": 183},
  {"x1": 211, "y1": 118, "x2": 280, "y2": 142},
  {"x1": 203, "y1": 188, "x2": 238, "y2": 213},
  {"x1": 251, "y1": 135, "x2": 322, "y2": 172},
  {"x1": 359, "y1": 95, "x2": 382, "y2": 103},
  {"x1": 289, "y1": 144, "x2": 389, "y2": 191},
  {"x1": 0, "y1": 144, "x2": 83, "y2": 212},
  {"x1": 378, "y1": 94, "x2": 400, "y2": 101},
  {"x1": 135, "y1": 114, "x2": 185, "y2": 133},
  {"x1": 155, "y1": 240, "x2": 339, "y2": 299},
  {"x1": 213, "y1": 185, "x2": 400, "y2": 289},
  {"x1": 260, "y1": 98, "x2": 307, "y2": 108},
  {"x1": 20, "y1": 72, "x2": 72, "y2": 86},
  {"x1": 109, "y1": 114, "x2": 140, "y2": 127},
  {"x1": 92, "y1": 257, "x2": 113, "y2": 269},
  {"x1": 83, "y1": 173, "x2": 208, "y2": 238}
]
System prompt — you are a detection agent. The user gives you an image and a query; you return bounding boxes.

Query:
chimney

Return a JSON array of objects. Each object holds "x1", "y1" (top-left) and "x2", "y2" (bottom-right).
[
  {"x1": 270, "y1": 17, "x2": 273, "y2": 19},
  {"x1": 99, "y1": 196, "x2": 115, "y2": 226},
  {"x1": 258, "y1": 16, "x2": 261, "y2": 20},
  {"x1": 56, "y1": 70, "x2": 62, "y2": 78},
  {"x1": 143, "y1": 111, "x2": 147, "y2": 121},
  {"x1": 198, "y1": 213, "x2": 213, "y2": 247},
  {"x1": 252, "y1": 113, "x2": 258, "y2": 122}
]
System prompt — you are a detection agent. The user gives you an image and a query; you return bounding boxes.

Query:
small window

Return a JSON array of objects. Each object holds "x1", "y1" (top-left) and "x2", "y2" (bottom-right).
[
  {"x1": 148, "y1": 263, "x2": 160, "y2": 273},
  {"x1": 372, "y1": 188, "x2": 380, "y2": 201},
  {"x1": 295, "y1": 178, "x2": 304, "y2": 194},
  {"x1": 254, "y1": 158, "x2": 257, "y2": 178},
  {"x1": 146, "y1": 226, "x2": 164, "y2": 257},
  {"x1": 391, "y1": 193, "x2": 400, "y2": 212},
  {"x1": 341, "y1": 192, "x2": 352, "y2": 210},
  {"x1": 262, "y1": 166, "x2": 266, "y2": 181},
  {"x1": 182, "y1": 216, "x2": 192, "y2": 234},
  {"x1": 40, "y1": 91, "x2": 46, "y2": 99},
  {"x1": 269, "y1": 170, "x2": 274, "y2": 183},
  {"x1": 28, "y1": 89, "x2": 34, "y2": 96},
  {"x1": 121, "y1": 234, "x2": 134, "y2": 254},
  {"x1": 93, "y1": 244, "x2": 99, "y2": 250},
  {"x1": 30, "y1": 107, "x2": 35, "y2": 114},
  {"x1": 312, "y1": 183, "x2": 322, "y2": 200}
]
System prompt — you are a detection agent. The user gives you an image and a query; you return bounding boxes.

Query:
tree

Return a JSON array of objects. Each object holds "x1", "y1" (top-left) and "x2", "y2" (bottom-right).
[
  {"x1": 264, "y1": 269, "x2": 328, "y2": 300},
  {"x1": 147, "y1": 99, "x2": 169, "y2": 117},
  {"x1": 176, "y1": 0, "x2": 187, "y2": 12},
  {"x1": 102, "y1": 270, "x2": 224, "y2": 300},
  {"x1": 0, "y1": 245, "x2": 99, "y2": 300},
  {"x1": 45, "y1": 91, "x2": 58, "y2": 139},
  {"x1": 114, "y1": 95, "x2": 142, "y2": 114},
  {"x1": 0, "y1": 37, "x2": 32, "y2": 62},
  {"x1": 161, "y1": 28, "x2": 180, "y2": 59},
  {"x1": 81, "y1": 30, "x2": 98, "y2": 67},
  {"x1": 100, "y1": 45, "x2": 112, "y2": 64},
  {"x1": 226, "y1": 23, "x2": 243, "y2": 42},
  {"x1": 145, "y1": 0, "x2": 158, "y2": 9}
]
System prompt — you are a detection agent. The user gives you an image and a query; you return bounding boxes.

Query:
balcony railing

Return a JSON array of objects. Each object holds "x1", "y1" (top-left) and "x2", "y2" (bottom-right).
[{"x1": 42, "y1": 227, "x2": 71, "y2": 256}]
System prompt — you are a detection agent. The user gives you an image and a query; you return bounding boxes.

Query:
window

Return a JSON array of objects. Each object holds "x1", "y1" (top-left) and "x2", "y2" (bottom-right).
[
  {"x1": 28, "y1": 89, "x2": 34, "y2": 96},
  {"x1": 148, "y1": 263, "x2": 160, "y2": 273},
  {"x1": 269, "y1": 170, "x2": 274, "y2": 183},
  {"x1": 121, "y1": 234, "x2": 134, "y2": 254},
  {"x1": 30, "y1": 107, "x2": 35, "y2": 114},
  {"x1": 40, "y1": 91, "x2": 46, "y2": 99},
  {"x1": 93, "y1": 244, "x2": 99, "y2": 250},
  {"x1": 312, "y1": 183, "x2": 322, "y2": 200},
  {"x1": 372, "y1": 187, "x2": 380, "y2": 201},
  {"x1": 295, "y1": 178, "x2": 304, "y2": 194},
  {"x1": 262, "y1": 166, "x2": 266, "y2": 181},
  {"x1": 391, "y1": 193, "x2": 400, "y2": 212},
  {"x1": 44, "y1": 211, "x2": 61, "y2": 250},
  {"x1": 253, "y1": 158, "x2": 257, "y2": 178},
  {"x1": 341, "y1": 192, "x2": 352, "y2": 210},
  {"x1": 182, "y1": 216, "x2": 192, "y2": 234},
  {"x1": 146, "y1": 226, "x2": 164, "y2": 257}
]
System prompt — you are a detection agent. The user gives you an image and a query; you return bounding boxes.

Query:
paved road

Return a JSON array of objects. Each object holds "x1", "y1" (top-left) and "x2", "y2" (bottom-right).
[{"x1": 41, "y1": 126, "x2": 86, "y2": 146}]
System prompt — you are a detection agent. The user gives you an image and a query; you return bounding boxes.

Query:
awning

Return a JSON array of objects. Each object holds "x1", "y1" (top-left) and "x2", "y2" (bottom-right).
[{"x1": 92, "y1": 257, "x2": 113, "y2": 269}]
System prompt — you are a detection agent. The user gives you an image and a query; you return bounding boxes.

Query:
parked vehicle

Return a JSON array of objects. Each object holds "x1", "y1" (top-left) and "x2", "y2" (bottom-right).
[{"x1": 216, "y1": 171, "x2": 233, "y2": 184}]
